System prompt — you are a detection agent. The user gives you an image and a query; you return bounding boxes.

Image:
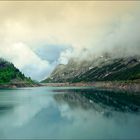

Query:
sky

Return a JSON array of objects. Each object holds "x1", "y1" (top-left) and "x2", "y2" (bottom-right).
[{"x1": 0, "y1": 1, "x2": 140, "y2": 81}]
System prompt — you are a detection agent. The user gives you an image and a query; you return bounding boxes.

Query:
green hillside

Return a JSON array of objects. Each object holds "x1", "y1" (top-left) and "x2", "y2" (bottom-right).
[{"x1": 0, "y1": 58, "x2": 35, "y2": 87}]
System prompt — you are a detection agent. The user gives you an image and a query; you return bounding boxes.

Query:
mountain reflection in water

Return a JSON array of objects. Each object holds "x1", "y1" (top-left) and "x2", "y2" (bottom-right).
[
  {"x1": 0, "y1": 87, "x2": 140, "y2": 139},
  {"x1": 53, "y1": 88, "x2": 140, "y2": 113}
]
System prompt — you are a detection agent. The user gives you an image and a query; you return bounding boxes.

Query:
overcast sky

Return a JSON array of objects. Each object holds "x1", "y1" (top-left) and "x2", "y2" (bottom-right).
[{"x1": 0, "y1": 1, "x2": 140, "y2": 81}]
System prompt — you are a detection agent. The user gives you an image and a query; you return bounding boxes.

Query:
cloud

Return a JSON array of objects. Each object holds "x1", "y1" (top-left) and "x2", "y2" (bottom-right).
[
  {"x1": 0, "y1": 1, "x2": 140, "y2": 80},
  {"x1": 33, "y1": 43, "x2": 72, "y2": 63},
  {"x1": 0, "y1": 42, "x2": 54, "y2": 81},
  {"x1": 58, "y1": 48, "x2": 73, "y2": 64},
  {"x1": 89, "y1": 13, "x2": 140, "y2": 58}
]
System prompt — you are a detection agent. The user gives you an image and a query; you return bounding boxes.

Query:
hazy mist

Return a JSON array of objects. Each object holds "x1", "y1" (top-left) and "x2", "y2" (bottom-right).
[{"x1": 0, "y1": 1, "x2": 140, "y2": 81}]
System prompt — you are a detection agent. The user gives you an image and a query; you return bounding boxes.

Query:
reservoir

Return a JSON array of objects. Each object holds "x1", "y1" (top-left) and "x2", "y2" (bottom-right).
[{"x1": 0, "y1": 87, "x2": 140, "y2": 139}]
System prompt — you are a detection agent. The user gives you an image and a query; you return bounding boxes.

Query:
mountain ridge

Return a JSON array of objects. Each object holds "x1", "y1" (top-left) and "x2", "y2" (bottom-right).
[{"x1": 42, "y1": 55, "x2": 140, "y2": 83}]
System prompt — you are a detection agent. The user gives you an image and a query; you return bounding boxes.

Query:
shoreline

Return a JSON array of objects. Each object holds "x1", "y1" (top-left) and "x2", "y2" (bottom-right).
[
  {"x1": 41, "y1": 81, "x2": 140, "y2": 93},
  {"x1": 0, "y1": 83, "x2": 40, "y2": 89},
  {"x1": 0, "y1": 81, "x2": 139, "y2": 93}
]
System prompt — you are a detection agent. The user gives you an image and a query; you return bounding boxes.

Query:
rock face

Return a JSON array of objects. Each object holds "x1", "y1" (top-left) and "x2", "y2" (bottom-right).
[
  {"x1": 0, "y1": 58, "x2": 36, "y2": 88},
  {"x1": 42, "y1": 55, "x2": 140, "y2": 83}
]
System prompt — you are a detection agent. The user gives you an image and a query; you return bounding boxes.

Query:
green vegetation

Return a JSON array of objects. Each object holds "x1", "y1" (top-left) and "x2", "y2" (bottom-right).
[{"x1": 0, "y1": 58, "x2": 34, "y2": 85}]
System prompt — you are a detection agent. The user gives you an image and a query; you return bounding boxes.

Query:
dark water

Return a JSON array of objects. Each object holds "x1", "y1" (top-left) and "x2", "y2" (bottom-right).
[{"x1": 0, "y1": 87, "x2": 140, "y2": 139}]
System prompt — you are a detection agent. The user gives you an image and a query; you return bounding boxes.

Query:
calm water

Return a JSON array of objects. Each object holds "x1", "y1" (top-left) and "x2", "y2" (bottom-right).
[{"x1": 0, "y1": 87, "x2": 140, "y2": 139}]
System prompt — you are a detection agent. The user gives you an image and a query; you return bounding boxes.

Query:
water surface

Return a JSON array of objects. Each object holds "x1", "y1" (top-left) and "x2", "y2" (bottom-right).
[{"x1": 0, "y1": 87, "x2": 140, "y2": 139}]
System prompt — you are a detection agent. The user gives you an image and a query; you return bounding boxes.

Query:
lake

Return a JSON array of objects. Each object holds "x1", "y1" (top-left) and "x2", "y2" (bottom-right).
[{"x1": 0, "y1": 86, "x2": 140, "y2": 139}]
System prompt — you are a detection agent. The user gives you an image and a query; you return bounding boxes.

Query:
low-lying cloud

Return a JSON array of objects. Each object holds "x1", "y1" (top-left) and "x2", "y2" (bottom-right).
[{"x1": 0, "y1": 1, "x2": 140, "y2": 81}]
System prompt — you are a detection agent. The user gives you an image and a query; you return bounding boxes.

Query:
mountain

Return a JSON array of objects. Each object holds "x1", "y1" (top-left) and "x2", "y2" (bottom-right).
[
  {"x1": 0, "y1": 58, "x2": 37, "y2": 88},
  {"x1": 42, "y1": 55, "x2": 140, "y2": 83}
]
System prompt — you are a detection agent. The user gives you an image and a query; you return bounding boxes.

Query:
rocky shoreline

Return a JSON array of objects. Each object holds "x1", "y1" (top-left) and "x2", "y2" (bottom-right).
[
  {"x1": 1, "y1": 81, "x2": 139, "y2": 93},
  {"x1": 0, "y1": 82, "x2": 40, "y2": 88},
  {"x1": 42, "y1": 81, "x2": 140, "y2": 93},
  {"x1": 92, "y1": 81, "x2": 140, "y2": 93}
]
